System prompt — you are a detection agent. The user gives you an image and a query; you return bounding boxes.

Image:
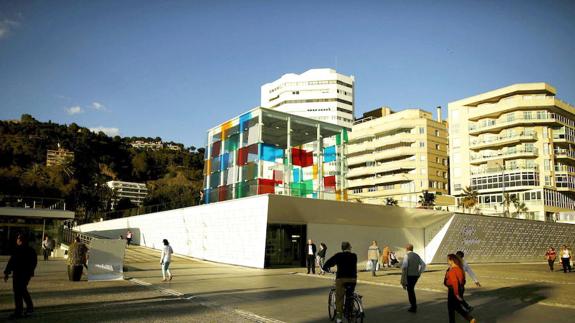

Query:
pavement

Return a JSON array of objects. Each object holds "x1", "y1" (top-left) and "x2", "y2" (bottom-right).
[{"x1": 1, "y1": 247, "x2": 575, "y2": 322}]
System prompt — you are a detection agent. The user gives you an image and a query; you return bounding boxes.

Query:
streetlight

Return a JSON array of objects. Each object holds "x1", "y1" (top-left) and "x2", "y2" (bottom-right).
[{"x1": 496, "y1": 162, "x2": 507, "y2": 217}]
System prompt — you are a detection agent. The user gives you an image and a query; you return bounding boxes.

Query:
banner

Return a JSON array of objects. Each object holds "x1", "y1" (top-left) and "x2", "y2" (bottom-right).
[{"x1": 87, "y1": 239, "x2": 126, "y2": 281}]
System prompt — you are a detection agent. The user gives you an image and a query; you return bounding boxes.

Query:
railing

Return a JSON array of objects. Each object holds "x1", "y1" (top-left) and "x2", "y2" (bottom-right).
[
  {"x1": 469, "y1": 113, "x2": 556, "y2": 132},
  {"x1": 94, "y1": 198, "x2": 199, "y2": 222},
  {"x1": 471, "y1": 166, "x2": 538, "y2": 175},
  {"x1": 470, "y1": 132, "x2": 536, "y2": 147},
  {"x1": 470, "y1": 147, "x2": 538, "y2": 161},
  {"x1": 554, "y1": 149, "x2": 575, "y2": 158},
  {"x1": 0, "y1": 195, "x2": 67, "y2": 210}
]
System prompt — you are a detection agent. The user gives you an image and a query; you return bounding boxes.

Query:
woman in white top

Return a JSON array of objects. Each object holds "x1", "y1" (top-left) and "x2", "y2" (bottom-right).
[
  {"x1": 160, "y1": 239, "x2": 174, "y2": 281},
  {"x1": 560, "y1": 245, "x2": 572, "y2": 273}
]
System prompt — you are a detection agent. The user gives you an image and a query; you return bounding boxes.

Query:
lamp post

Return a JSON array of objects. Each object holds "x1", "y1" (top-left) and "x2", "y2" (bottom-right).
[{"x1": 496, "y1": 162, "x2": 507, "y2": 217}]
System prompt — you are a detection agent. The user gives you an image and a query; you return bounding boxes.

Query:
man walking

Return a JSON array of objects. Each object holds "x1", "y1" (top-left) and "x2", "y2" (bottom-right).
[
  {"x1": 3, "y1": 234, "x2": 37, "y2": 319},
  {"x1": 306, "y1": 239, "x2": 317, "y2": 274},
  {"x1": 456, "y1": 251, "x2": 481, "y2": 287},
  {"x1": 322, "y1": 242, "x2": 357, "y2": 323},
  {"x1": 400, "y1": 244, "x2": 426, "y2": 313}
]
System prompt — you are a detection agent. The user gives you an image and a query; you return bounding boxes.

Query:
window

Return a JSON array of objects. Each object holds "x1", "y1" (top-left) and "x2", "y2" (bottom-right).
[
  {"x1": 435, "y1": 144, "x2": 440, "y2": 150},
  {"x1": 420, "y1": 142, "x2": 425, "y2": 148},
  {"x1": 352, "y1": 188, "x2": 363, "y2": 194},
  {"x1": 435, "y1": 130, "x2": 440, "y2": 136},
  {"x1": 419, "y1": 127, "x2": 425, "y2": 134},
  {"x1": 368, "y1": 186, "x2": 377, "y2": 192},
  {"x1": 436, "y1": 157, "x2": 440, "y2": 163},
  {"x1": 454, "y1": 184, "x2": 462, "y2": 190}
]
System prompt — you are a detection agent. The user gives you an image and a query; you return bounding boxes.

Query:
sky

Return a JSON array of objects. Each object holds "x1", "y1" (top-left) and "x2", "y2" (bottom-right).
[{"x1": 0, "y1": 0, "x2": 574, "y2": 147}]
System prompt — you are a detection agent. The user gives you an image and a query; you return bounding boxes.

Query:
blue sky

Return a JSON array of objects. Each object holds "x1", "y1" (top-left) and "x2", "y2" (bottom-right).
[{"x1": 1, "y1": 0, "x2": 574, "y2": 147}]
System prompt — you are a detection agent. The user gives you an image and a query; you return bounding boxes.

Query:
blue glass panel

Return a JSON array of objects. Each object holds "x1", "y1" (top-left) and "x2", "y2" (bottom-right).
[
  {"x1": 260, "y1": 143, "x2": 284, "y2": 162},
  {"x1": 324, "y1": 145, "x2": 336, "y2": 163}
]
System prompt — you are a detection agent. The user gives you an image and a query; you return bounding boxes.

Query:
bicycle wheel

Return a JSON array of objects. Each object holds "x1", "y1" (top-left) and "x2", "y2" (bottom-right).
[
  {"x1": 347, "y1": 295, "x2": 364, "y2": 323},
  {"x1": 328, "y1": 288, "x2": 337, "y2": 321}
]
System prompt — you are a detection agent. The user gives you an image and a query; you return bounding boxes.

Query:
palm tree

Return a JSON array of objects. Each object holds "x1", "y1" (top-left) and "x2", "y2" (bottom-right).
[
  {"x1": 418, "y1": 190, "x2": 435, "y2": 209},
  {"x1": 512, "y1": 199, "x2": 529, "y2": 218},
  {"x1": 501, "y1": 193, "x2": 518, "y2": 217},
  {"x1": 385, "y1": 197, "x2": 398, "y2": 206},
  {"x1": 459, "y1": 186, "x2": 478, "y2": 214}
]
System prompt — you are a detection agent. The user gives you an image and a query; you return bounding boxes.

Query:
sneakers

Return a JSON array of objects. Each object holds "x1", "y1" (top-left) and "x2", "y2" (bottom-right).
[{"x1": 407, "y1": 307, "x2": 417, "y2": 313}]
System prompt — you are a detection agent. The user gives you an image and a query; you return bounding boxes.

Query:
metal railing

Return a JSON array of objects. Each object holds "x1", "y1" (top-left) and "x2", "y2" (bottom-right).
[{"x1": 0, "y1": 195, "x2": 67, "y2": 210}]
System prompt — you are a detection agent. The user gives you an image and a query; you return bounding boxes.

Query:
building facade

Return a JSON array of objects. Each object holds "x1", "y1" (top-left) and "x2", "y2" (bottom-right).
[
  {"x1": 261, "y1": 68, "x2": 355, "y2": 128},
  {"x1": 203, "y1": 107, "x2": 348, "y2": 204},
  {"x1": 449, "y1": 83, "x2": 575, "y2": 222},
  {"x1": 346, "y1": 107, "x2": 449, "y2": 207},
  {"x1": 46, "y1": 147, "x2": 74, "y2": 167},
  {"x1": 106, "y1": 181, "x2": 148, "y2": 209}
]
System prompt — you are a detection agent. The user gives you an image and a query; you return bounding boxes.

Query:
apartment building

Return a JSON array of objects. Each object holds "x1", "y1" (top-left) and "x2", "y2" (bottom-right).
[
  {"x1": 346, "y1": 107, "x2": 449, "y2": 207},
  {"x1": 46, "y1": 146, "x2": 74, "y2": 167},
  {"x1": 261, "y1": 68, "x2": 355, "y2": 128},
  {"x1": 106, "y1": 180, "x2": 148, "y2": 209},
  {"x1": 449, "y1": 83, "x2": 575, "y2": 222}
]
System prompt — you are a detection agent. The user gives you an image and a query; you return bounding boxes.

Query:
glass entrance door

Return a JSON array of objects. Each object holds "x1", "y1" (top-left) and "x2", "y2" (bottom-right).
[{"x1": 265, "y1": 224, "x2": 306, "y2": 268}]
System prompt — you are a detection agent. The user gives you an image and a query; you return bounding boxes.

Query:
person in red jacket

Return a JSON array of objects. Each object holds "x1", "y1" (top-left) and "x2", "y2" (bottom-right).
[{"x1": 444, "y1": 254, "x2": 476, "y2": 323}]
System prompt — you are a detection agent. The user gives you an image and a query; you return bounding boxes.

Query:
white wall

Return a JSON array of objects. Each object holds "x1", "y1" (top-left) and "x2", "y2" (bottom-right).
[
  {"x1": 307, "y1": 223, "x2": 424, "y2": 264},
  {"x1": 77, "y1": 196, "x2": 270, "y2": 268}
]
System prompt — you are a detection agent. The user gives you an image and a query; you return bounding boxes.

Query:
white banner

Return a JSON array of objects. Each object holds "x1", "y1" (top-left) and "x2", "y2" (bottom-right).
[{"x1": 88, "y1": 239, "x2": 126, "y2": 281}]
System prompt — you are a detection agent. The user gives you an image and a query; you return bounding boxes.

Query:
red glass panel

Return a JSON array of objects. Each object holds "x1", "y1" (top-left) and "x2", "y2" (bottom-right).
[{"x1": 257, "y1": 178, "x2": 275, "y2": 194}]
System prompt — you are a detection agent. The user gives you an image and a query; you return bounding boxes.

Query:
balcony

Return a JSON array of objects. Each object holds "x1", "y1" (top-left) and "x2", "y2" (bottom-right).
[
  {"x1": 470, "y1": 147, "x2": 538, "y2": 164},
  {"x1": 471, "y1": 166, "x2": 538, "y2": 176},
  {"x1": 470, "y1": 132, "x2": 537, "y2": 150},
  {"x1": 347, "y1": 173, "x2": 413, "y2": 188},
  {"x1": 469, "y1": 113, "x2": 559, "y2": 135},
  {"x1": 347, "y1": 134, "x2": 416, "y2": 156},
  {"x1": 554, "y1": 149, "x2": 575, "y2": 160},
  {"x1": 346, "y1": 161, "x2": 417, "y2": 179},
  {"x1": 347, "y1": 146, "x2": 416, "y2": 166}
]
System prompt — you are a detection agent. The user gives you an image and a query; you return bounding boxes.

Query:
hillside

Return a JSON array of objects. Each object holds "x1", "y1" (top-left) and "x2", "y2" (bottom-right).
[{"x1": 0, "y1": 114, "x2": 205, "y2": 222}]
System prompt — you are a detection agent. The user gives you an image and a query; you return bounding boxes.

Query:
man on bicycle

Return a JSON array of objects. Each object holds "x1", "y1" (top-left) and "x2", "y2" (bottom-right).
[{"x1": 322, "y1": 241, "x2": 358, "y2": 323}]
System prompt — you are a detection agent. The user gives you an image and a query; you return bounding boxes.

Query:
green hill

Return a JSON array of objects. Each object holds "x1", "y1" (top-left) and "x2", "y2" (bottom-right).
[{"x1": 0, "y1": 114, "x2": 205, "y2": 222}]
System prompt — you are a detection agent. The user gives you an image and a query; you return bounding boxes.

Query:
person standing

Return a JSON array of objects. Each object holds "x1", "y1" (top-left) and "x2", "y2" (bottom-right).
[
  {"x1": 400, "y1": 244, "x2": 426, "y2": 313},
  {"x1": 560, "y1": 245, "x2": 572, "y2": 273},
  {"x1": 160, "y1": 239, "x2": 174, "y2": 282},
  {"x1": 545, "y1": 247, "x2": 557, "y2": 272},
  {"x1": 42, "y1": 235, "x2": 53, "y2": 261},
  {"x1": 3, "y1": 234, "x2": 37, "y2": 319},
  {"x1": 67, "y1": 237, "x2": 88, "y2": 281},
  {"x1": 444, "y1": 254, "x2": 476, "y2": 323},
  {"x1": 126, "y1": 230, "x2": 133, "y2": 246},
  {"x1": 382, "y1": 246, "x2": 391, "y2": 268},
  {"x1": 317, "y1": 243, "x2": 327, "y2": 275},
  {"x1": 456, "y1": 251, "x2": 481, "y2": 287},
  {"x1": 322, "y1": 242, "x2": 357, "y2": 323},
  {"x1": 367, "y1": 241, "x2": 380, "y2": 276},
  {"x1": 306, "y1": 239, "x2": 317, "y2": 274}
]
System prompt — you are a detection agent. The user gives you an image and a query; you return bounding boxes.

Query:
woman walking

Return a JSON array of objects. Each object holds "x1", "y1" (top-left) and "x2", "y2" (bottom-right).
[
  {"x1": 444, "y1": 254, "x2": 476, "y2": 323},
  {"x1": 317, "y1": 243, "x2": 327, "y2": 275},
  {"x1": 160, "y1": 239, "x2": 174, "y2": 282},
  {"x1": 545, "y1": 247, "x2": 557, "y2": 272}
]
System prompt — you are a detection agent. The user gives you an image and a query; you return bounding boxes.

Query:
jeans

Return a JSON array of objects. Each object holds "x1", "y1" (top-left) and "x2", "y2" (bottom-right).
[
  {"x1": 317, "y1": 256, "x2": 325, "y2": 273},
  {"x1": 370, "y1": 259, "x2": 378, "y2": 275},
  {"x1": 162, "y1": 261, "x2": 172, "y2": 279},
  {"x1": 561, "y1": 257, "x2": 572, "y2": 273},
  {"x1": 406, "y1": 275, "x2": 420, "y2": 309},
  {"x1": 335, "y1": 278, "x2": 356, "y2": 320}
]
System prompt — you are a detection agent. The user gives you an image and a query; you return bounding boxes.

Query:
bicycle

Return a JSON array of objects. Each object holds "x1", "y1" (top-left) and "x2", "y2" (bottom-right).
[{"x1": 328, "y1": 285, "x2": 364, "y2": 323}]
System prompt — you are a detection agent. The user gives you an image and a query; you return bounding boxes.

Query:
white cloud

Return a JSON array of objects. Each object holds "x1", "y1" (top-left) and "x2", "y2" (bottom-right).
[
  {"x1": 66, "y1": 106, "x2": 83, "y2": 115},
  {"x1": 90, "y1": 127, "x2": 120, "y2": 137},
  {"x1": 91, "y1": 102, "x2": 105, "y2": 110},
  {"x1": 0, "y1": 19, "x2": 20, "y2": 39}
]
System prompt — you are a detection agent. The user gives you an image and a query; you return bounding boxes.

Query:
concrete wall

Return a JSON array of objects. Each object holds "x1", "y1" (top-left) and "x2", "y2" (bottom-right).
[
  {"x1": 432, "y1": 213, "x2": 575, "y2": 263},
  {"x1": 307, "y1": 223, "x2": 424, "y2": 265},
  {"x1": 77, "y1": 196, "x2": 269, "y2": 268}
]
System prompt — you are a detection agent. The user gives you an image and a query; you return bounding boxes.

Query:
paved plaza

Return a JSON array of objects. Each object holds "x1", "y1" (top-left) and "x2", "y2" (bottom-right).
[{"x1": 1, "y1": 246, "x2": 575, "y2": 322}]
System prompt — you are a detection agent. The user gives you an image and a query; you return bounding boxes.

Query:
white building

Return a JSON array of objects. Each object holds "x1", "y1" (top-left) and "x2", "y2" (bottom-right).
[
  {"x1": 106, "y1": 181, "x2": 148, "y2": 209},
  {"x1": 261, "y1": 68, "x2": 355, "y2": 128}
]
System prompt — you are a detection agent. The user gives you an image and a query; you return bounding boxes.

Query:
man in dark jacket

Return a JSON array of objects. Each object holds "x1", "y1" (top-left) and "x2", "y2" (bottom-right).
[
  {"x1": 322, "y1": 241, "x2": 357, "y2": 323},
  {"x1": 305, "y1": 239, "x2": 317, "y2": 274},
  {"x1": 3, "y1": 234, "x2": 38, "y2": 319}
]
